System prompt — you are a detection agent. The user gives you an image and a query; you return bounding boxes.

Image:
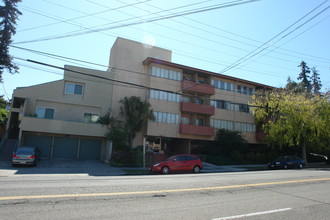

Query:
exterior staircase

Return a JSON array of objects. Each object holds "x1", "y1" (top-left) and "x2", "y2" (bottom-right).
[{"x1": 0, "y1": 139, "x2": 18, "y2": 161}]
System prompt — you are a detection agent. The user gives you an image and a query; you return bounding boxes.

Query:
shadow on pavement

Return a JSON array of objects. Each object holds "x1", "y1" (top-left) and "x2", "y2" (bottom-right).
[{"x1": 0, "y1": 158, "x2": 125, "y2": 176}]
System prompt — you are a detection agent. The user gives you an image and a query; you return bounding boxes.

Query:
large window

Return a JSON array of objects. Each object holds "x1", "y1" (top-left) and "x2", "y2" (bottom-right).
[
  {"x1": 83, "y1": 113, "x2": 100, "y2": 123},
  {"x1": 211, "y1": 119, "x2": 256, "y2": 133},
  {"x1": 212, "y1": 100, "x2": 234, "y2": 110},
  {"x1": 237, "y1": 104, "x2": 250, "y2": 113},
  {"x1": 36, "y1": 107, "x2": 54, "y2": 119},
  {"x1": 150, "y1": 66, "x2": 181, "y2": 81},
  {"x1": 236, "y1": 84, "x2": 255, "y2": 95},
  {"x1": 235, "y1": 122, "x2": 256, "y2": 132},
  {"x1": 153, "y1": 111, "x2": 180, "y2": 124},
  {"x1": 212, "y1": 79, "x2": 233, "y2": 91},
  {"x1": 211, "y1": 119, "x2": 234, "y2": 130},
  {"x1": 65, "y1": 82, "x2": 83, "y2": 95},
  {"x1": 150, "y1": 89, "x2": 181, "y2": 102}
]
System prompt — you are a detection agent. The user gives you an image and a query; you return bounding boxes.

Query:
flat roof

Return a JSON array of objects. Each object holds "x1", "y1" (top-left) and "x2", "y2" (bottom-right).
[{"x1": 143, "y1": 57, "x2": 274, "y2": 89}]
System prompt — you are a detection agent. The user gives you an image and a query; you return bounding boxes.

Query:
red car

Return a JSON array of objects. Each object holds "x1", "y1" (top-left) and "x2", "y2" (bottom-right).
[{"x1": 149, "y1": 154, "x2": 203, "y2": 174}]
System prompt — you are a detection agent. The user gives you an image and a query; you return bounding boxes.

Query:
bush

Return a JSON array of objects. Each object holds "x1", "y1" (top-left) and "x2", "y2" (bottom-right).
[{"x1": 111, "y1": 147, "x2": 154, "y2": 167}]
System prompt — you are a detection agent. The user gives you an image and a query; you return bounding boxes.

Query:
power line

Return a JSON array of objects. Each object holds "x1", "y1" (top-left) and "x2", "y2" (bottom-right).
[
  {"x1": 19, "y1": 0, "x2": 152, "y2": 32},
  {"x1": 219, "y1": 0, "x2": 330, "y2": 74},
  {"x1": 16, "y1": 0, "x2": 328, "y2": 79},
  {"x1": 14, "y1": 0, "x2": 259, "y2": 44},
  {"x1": 14, "y1": 57, "x2": 275, "y2": 109}
]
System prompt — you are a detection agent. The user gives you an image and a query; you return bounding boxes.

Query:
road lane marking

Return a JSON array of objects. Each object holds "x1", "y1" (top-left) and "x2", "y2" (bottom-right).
[
  {"x1": 1, "y1": 177, "x2": 330, "y2": 201},
  {"x1": 212, "y1": 208, "x2": 292, "y2": 220}
]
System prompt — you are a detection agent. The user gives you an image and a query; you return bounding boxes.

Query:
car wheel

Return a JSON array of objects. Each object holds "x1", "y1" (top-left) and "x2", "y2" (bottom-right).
[
  {"x1": 284, "y1": 164, "x2": 288, "y2": 169},
  {"x1": 193, "y1": 166, "x2": 201, "y2": 173},
  {"x1": 299, "y1": 163, "x2": 303, "y2": 169},
  {"x1": 161, "y1": 166, "x2": 170, "y2": 174}
]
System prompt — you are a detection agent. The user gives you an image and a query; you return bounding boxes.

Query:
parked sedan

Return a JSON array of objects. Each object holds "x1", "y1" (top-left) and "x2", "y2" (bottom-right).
[
  {"x1": 268, "y1": 155, "x2": 305, "y2": 169},
  {"x1": 12, "y1": 146, "x2": 41, "y2": 166},
  {"x1": 149, "y1": 154, "x2": 203, "y2": 174}
]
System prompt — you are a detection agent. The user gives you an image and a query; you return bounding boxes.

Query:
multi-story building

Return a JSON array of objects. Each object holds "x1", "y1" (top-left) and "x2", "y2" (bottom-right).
[
  {"x1": 4, "y1": 37, "x2": 272, "y2": 161},
  {"x1": 109, "y1": 38, "x2": 272, "y2": 155}
]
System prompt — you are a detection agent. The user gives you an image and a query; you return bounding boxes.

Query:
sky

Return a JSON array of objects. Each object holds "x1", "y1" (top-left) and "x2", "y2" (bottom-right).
[{"x1": 2, "y1": 0, "x2": 330, "y2": 100}]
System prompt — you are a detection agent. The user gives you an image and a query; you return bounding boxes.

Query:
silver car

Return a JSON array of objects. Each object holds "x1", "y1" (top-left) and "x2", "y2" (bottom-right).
[{"x1": 12, "y1": 146, "x2": 41, "y2": 166}]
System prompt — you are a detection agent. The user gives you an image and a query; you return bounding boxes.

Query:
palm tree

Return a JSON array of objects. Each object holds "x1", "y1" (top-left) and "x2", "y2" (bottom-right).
[{"x1": 119, "y1": 96, "x2": 155, "y2": 148}]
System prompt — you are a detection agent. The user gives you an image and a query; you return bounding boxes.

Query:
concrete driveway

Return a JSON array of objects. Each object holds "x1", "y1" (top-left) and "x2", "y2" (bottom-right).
[{"x1": 0, "y1": 158, "x2": 125, "y2": 177}]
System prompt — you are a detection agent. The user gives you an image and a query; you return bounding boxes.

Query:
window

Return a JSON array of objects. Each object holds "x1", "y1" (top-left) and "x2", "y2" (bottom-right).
[
  {"x1": 65, "y1": 83, "x2": 83, "y2": 95},
  {"x1": 238, "y1": 104, "x2": 250, "y2": 113},
  {"x1": 196, "y1": 118, "x2": 204, "y2": 126},
  {"x1": 83, "y1": 113, "x2": 100, "y2": 123},
  {"x1": 36, "y1": 107, "x2": 54, "y2": 119},
  {"x1": 195, "y1": 98, "x2": 204, "y2": 104},
  {"x1": 153, "y1": 111, "x2": 180, "y2": 124},
  {"x1": 249, "y1": 88, "x2": 254, "y2": 95},
  {"x1": 181, "y1": 117, "x2": 190, "y2": 125},
  {"x1": 237, "y1": 85, "x2": 242, "y2": 93},
  {"x1": 150, "y1": 89, "x2": 181, "y2": 103},
  {"x1": 150, "y1": 66, "x2": 181, "y2": 81},
  {"x1": 175, "y1": 156, "x2": 186, "y2": 161},
  {"x1": 186, "y1": 155, "x2": 197, "y2": 161}
]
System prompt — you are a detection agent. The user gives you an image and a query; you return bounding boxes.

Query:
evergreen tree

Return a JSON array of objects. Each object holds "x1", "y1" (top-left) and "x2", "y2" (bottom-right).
[
  {"x1": 285, "y1": 77, "x2": 305, "y2": 93},
  {"x1": 297, "y1": 61, "x2": 311, "y2": 93},
  {"x1": 0, "y1": 0, "x2": 22, "y2": 81},
  {"x1": 311, "y1": 67, "x2": 322, "y2": 95}
]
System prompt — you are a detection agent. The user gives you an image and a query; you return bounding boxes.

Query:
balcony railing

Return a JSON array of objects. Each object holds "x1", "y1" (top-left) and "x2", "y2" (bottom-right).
[
  {"x1": 20, "y1": 117, "x2": 108, "y2": 138},
  {"x1": 180, "y1": 102, "x2": 215, "y2": 115},
  {"x1": 180, "y1": 124, "x2": 215, "y2": 136},
  {"x1": 181, "y1": 80, "x2": 215, "y2": 95}
]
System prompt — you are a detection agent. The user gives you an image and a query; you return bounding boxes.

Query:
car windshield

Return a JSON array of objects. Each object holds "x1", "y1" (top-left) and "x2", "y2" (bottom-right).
[
  {"x1": 166, "y1": 156, "x2": 175, "y2": 161},
  {"x1": 16, "y1": 148, "x2": 34, "y2": 154}
]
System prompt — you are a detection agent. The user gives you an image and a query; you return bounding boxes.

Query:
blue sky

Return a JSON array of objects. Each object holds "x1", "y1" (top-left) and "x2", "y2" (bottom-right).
[{"x1": 2, "y1": 0, "x2": 330, "y2": 100}]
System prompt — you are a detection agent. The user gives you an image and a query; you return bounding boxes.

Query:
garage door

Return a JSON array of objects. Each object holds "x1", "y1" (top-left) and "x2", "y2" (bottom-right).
[
  {"x1": 79, "y1": 139, "x2": 101, "y2": 159},
  {"x1": 23, "y1": 134, "x2": 52, "y2": 157},
  {"x1": 53, "y1": 137, "x2": 78, "y2": 158}
]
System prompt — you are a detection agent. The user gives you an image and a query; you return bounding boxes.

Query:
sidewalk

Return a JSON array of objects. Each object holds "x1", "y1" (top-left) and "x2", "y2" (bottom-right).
[
  {"x1": 0, "y1": 158, "x2": 125, "y2": 177},
  {"x1": 202, "y1": 162, "x2": 267, "y2": 173}
]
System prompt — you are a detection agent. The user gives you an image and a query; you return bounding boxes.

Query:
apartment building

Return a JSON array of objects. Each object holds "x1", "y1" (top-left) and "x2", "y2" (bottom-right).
[
  {"x1": 5, "y1": 37, "x2": 272, "y2": 160},
  {"x1": 7, "y1": 66, "x2": 113, "y2": 160},
  {"x1": 109, "y1": 38, "x2": 273, "y2": 155}
]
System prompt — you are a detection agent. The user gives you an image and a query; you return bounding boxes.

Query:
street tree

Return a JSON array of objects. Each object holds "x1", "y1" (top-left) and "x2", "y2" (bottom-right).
[
  {"x1": 0, "y1": 0, "x2": 22, "y2": 81},
  {"x1": 119, "y1": 96, "x2": 155, "y2": 148},
  {"x1": 252, "y1": 89, "x2": 330, "y2": 163}
]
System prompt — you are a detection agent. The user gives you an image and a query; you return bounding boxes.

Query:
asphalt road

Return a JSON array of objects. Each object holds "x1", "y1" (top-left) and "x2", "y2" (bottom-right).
[{"x1": 1, "y1": 168, "x2": 330, "y2": 220}]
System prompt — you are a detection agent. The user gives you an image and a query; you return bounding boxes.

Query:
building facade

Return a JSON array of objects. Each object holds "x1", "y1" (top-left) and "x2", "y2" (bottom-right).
[
  {"x1": 7, "y1": 66, "x2": 113, "y2": 160},
  {"x1": 6, "y1": 37, "x2": 272, "y2": 160},
  {"x1": 109, "y1": 38, "x2": 272, "y2": 155}
]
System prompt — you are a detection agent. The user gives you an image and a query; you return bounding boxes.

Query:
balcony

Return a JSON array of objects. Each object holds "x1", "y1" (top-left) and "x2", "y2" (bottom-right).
[
  {"x1": 180, "y1": 102, "x2": 215, "y2": 115},
  {"x1": 181, "y1": 80, "x2": 215, "y2": 95},
  {"x1": 180, "y1": 124, "x2": 215, "y2": 136},
  {"x1": 20, "y1": 117, "x2": 108, "y2": 138}
]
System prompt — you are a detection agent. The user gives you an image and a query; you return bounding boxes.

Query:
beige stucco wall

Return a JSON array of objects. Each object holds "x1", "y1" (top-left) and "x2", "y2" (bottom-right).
[
  {"x1": 108, "y1": 38, "x2": 172, "y2": 118},
  {"x1": 12, "y1": 66, "x2": 112, "y2": 138},
  {"x1": 106, "y1": 37, "x2": 260, "y2": 145}
]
